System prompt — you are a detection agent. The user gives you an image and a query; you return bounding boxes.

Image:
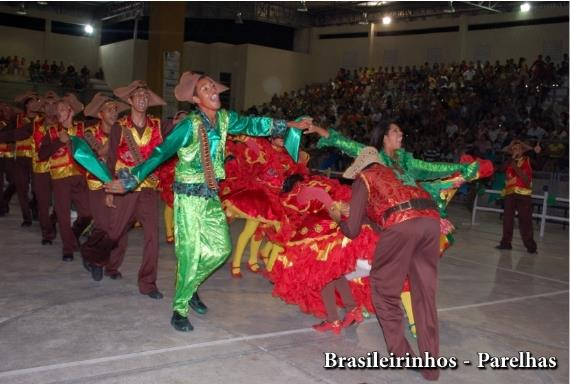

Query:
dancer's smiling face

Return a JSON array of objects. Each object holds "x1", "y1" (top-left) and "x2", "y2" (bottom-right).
[
  {"x1": 192, "y1": 77, "x2": 221, "y2": 112},
  {"x1": 129, "y1": 88, "x2": 149, "y2": 113}
]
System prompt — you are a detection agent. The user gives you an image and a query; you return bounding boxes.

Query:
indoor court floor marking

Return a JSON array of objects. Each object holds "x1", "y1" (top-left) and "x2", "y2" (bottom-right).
[
  {"x1": 0, "y1": 290, "x2": 567, "y2": 379},
  {"x1": 444, "y1": 255, "x2": 569, "y2": 285}
]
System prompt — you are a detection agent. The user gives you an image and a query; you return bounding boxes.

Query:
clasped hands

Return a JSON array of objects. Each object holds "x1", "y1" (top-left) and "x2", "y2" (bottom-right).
[
  {"x1": 327, "y1": 201, "x2": 350, "y2": 223},
  {"x1": 288, "y1": 117, "x2": 330, "y2": 138},
  {"x1": 104, "y1": 180, "x2": 126, "y2": 194}
]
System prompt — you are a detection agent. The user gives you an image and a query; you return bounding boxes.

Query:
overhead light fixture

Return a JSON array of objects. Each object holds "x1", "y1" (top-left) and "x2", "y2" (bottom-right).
[
  {"x1": 84, "y1": 24, "x2": 94, "y2": 35},
  {"x1": 358, "y1": 12, "x2": 369, "y2": 25},
  {"x1": 37, "y1": 1, "x2": 48, "y2": 5},
  {"x1": 297, "y1": 1, "x2": 308, "y2": 12},
  {"x1": 235, "y1": 12, "x2": 244, "y2": 24},
  {"x1": 16, "y1": 3, "x2": 27, "y2": 15},
  {"x1": 520, "y1": 2, "x2": 531, "y2": 12},
  {"x1": 382, "y1": 16, "x2": 392, "y2": 24}
]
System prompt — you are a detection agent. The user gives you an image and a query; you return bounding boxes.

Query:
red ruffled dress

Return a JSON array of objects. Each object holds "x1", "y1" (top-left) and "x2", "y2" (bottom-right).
[{"x1": 220, "y1": 137, "x2": 309, "y2": 224}]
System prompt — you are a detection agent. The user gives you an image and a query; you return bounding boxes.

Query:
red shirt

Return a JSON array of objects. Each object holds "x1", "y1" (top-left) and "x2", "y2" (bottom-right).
[{"x1": 504, "y1": 157, "x2": 532, "y2": 196}]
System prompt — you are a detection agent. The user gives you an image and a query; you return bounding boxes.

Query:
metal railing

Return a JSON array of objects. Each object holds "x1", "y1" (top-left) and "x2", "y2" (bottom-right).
[{"x1": 471, "y1": 186, "x2": 569, "y2": 238}]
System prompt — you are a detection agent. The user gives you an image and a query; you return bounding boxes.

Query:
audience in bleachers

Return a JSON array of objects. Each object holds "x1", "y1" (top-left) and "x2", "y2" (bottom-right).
[
  {"x1": 0, "y1": 55, "x2": 100, "y2": 91},
  {"x1": 248, "y1": 54, "x2": 569, "y2": 174}
]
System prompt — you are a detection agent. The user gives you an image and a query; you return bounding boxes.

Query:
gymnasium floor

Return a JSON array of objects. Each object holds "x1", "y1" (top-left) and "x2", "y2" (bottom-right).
[{"x1": 0, "y1": 203, "x2": 567, "y2": 384}]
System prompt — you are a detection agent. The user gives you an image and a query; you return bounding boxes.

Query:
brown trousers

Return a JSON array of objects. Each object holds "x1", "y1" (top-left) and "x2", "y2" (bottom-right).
[
  {"x1": 83, "y1": 189, "x2": 129, "y2": 268},
  {"x1": 32, "y1": 171, "x2": 56, "y2": 241},
  {"x1": 369, "y1": 217, "x2": 440, "y2": 381},
  {"x1": 0, "y1": 157, "x2": 14, "y2": 213},
  {"x1": 9, "y1": 157, "x2": 32, "y2": 222},
  {"x1": 83, "y1": 189, "x2": 159, "y2": 293},
  {"x1": 500, "y1": 194, "x2": 537, "y2": 252},
  {"x1": 52, "y1": 175, "x2": 92, "y2": 255}
]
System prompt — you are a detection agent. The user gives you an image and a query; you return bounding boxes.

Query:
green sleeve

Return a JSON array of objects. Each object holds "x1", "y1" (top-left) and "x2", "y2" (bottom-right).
[
  {"x1": 130, "y1": 118, "x2": 193, "y2": 184},
  {"x1": 227, "y1": 110, "x2": 287, "y2": 137},
  {"x1": 316, "y1": 128, "x2": 364, "y2": 159},
  {"x1": 403, "y1": 151, "x2": 479, "y2": 181},
  {"x1": 226, "y1": 111, "x2": 302, "y2": 161}
]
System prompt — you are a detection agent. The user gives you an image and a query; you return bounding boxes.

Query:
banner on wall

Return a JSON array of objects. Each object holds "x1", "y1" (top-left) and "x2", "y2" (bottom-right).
[{"x1": 163, "y1": 51, "x2": 181, "y2": 120}]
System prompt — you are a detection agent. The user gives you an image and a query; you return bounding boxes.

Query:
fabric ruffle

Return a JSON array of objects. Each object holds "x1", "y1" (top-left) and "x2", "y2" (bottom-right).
[{"x1": 157, "y1": 156, "x2": 178, "y2": 207}]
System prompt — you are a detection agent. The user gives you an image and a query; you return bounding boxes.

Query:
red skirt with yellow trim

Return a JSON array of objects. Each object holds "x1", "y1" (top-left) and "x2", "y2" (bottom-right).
[
  {"x1": 220, "y1": 139, "x2": 305, "y2": 224},
  {"x1": 261, "y1": 175, "x2": 377, "y2": 318}
]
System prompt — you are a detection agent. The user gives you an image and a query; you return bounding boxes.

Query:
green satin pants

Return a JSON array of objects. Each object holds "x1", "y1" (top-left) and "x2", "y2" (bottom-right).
[{"x1": 173, "y1": 194, "x2": 231, "y2": 316}]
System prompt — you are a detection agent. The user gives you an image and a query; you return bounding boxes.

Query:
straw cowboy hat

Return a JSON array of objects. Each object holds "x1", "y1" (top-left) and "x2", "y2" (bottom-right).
[
  {"x1": 59, "y1": 93, "x2": 84, "y2": 116},
  {"x1": 84, "y1": 92, "x2": 129, "y2": 118},
  {"x1": 343, "y1": 146, "x2": 382, "y2": 179},
  {"x1": 174, "y1": 71, "x2": 229, "y2": 103},
  {"x1": 502, "y1": 139, "x2": 533, "y2": 154},
  {"x1": 113, "y1": 80, "x2": 166, "y2": 107}
]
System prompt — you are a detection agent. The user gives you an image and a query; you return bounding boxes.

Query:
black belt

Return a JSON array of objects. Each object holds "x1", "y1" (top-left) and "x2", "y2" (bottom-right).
[{"x1": 383, "y1": 198, "x2": 437, "y2": 222}]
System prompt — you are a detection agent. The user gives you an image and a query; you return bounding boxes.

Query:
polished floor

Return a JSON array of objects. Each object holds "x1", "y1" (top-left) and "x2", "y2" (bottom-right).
[{"x1": 0, "y1": 202, "x2": 567, "y2": 384}]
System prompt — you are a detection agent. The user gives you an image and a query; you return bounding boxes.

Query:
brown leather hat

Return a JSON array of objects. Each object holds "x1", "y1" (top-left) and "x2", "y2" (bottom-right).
[
  {"x1": 59, "y1": 93, "x2": 84, "y2": 116},
  {"x1": 14, "y1": 91, "x2": 39, "y2": 105},
  {"x1": 84, "y1": 92, "x2": 129, "y2": 118},
  {"x1": 174, "y1": 71, "x2": 229, "y2": 103},
  {"x1": 113, "y1": 80, "x2": 166, "y2": 107},
  {"x1": 15, "y1": 91, "x2": 41, "y2": 112}
]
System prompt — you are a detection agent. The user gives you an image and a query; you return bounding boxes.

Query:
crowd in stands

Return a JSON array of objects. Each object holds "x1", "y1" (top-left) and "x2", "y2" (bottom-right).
[
  {"x1": 0, "y1": 55, "x2": 104, "y2": 91},
  {"x1": 247, "y1": 54, "x2": 569, "y2": 174}
]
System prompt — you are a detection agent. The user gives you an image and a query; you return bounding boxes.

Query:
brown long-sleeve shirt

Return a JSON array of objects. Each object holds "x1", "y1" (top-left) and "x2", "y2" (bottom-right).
[
  {"x1": 339, "y1": 178, "x2": 370, "y2": 239},
  {"x1": 0, "y1": 120, "x2": 33, "y2": 143}
]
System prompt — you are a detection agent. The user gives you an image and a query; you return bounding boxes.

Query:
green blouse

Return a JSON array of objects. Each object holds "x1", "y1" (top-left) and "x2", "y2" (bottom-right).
[
  {"x1": 316, "y1": 128, "x2": 480, "y2": 217},
  {"x1": 317, "y1": 128, "x2": 479, "y2": 184}
]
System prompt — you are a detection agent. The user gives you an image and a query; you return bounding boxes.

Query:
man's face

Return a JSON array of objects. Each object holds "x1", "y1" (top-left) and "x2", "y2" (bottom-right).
[
  {"x1": 129, "y1": 88, "x2": 149, "y2": 113},
  {"x1": 44, "y1": 99, "x2": 59, "y2": 119},
  {"x1": 384, "y1": 123, "x2": 403, "y2": 150},
  {"x1": 192, "y1": 78, "x2": 221, "y2": 111},
  {"x1": 56, "y1": 102, "x2": 73, "y2": 123},
  {"x1": 98, "y1": 101, "x2": 119, "y2": 127},
  {"x1": 25, "y1": 97, "x2": 40, "y2": 117}
]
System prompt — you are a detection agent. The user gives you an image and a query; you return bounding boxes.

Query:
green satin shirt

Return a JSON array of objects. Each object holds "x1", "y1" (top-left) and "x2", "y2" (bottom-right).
[{"x1": 130, "y1": 109, "x2": 289, "y2": 185}]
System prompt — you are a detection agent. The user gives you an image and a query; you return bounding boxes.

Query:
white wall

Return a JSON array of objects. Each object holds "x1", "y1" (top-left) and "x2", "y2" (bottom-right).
[
  {"x1": 306, "y1": 7, "x2": 569, "y2": 83},
  {"x1": 0, "y1": 26, "x2": 45, "y2": 63},
  {"x1": 243, "y1": 44, "x2": 310, "y2": 110},
  {"x1": 99, "y1": 40, "x2": 135, "y2": 89},
  {"x1": 0, "y1": 5, "x2": 100, "y2": 73}
]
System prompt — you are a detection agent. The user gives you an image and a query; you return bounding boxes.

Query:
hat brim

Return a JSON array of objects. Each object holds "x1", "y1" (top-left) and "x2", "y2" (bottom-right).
[
  {"x1": 503, "y1": 141, "x2": 533, "y2": 153},
  {"x1": 343, "y1": 147, "x2": 380, "y2": 179},
  {"x1": 114, "y1": 83, "x2": 166, "y2": 107},
  {"x1": 84, "y1": 96, "x2": 130, "y2": 118},
  {"x1": 174, "y1": 73, "x2": 229, "y2": 103}
]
